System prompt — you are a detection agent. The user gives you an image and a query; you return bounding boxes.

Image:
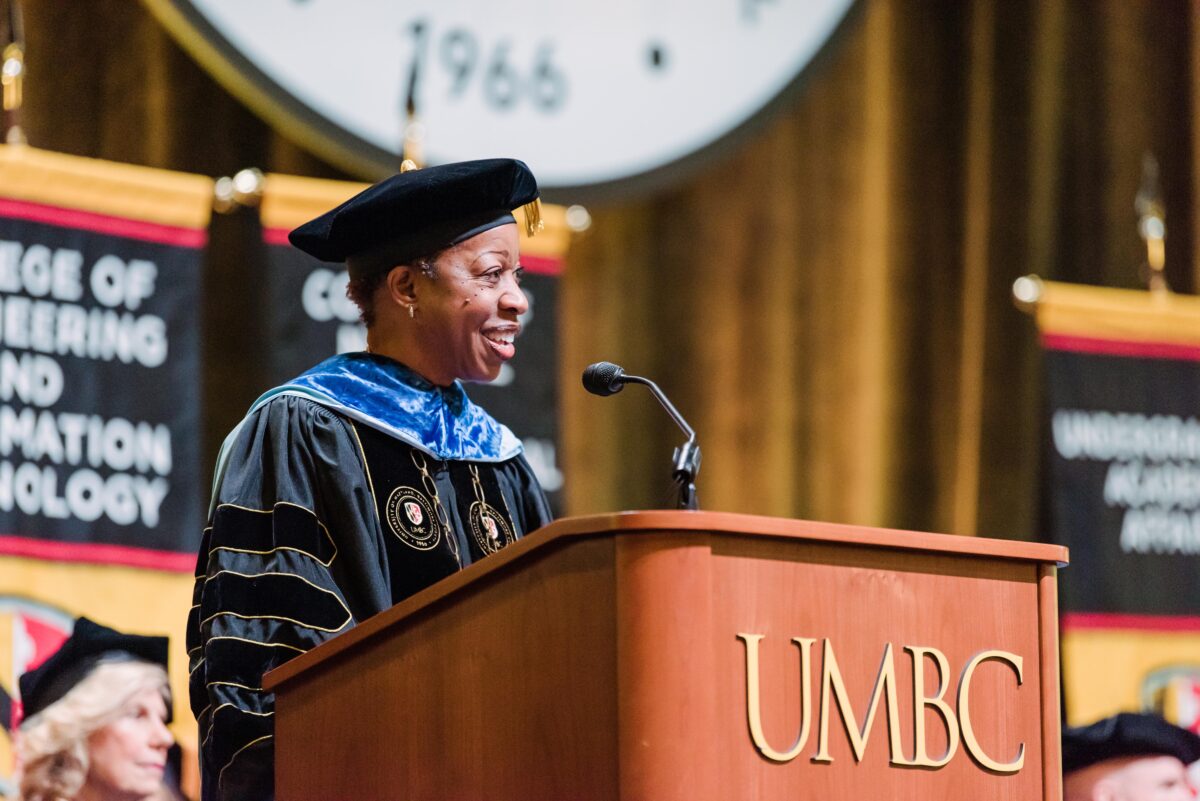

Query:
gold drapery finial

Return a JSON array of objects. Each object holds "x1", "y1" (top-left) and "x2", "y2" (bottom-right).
[
  {"x1": 400, "y1": 118, "x2": 425, "y2": 171},
  {"x1": 1135, "y1": 152, "x2": 1169, "y2": 293},
  {"x1": 212, "y1": 167, "x2": 264, "y2": 213},
  {"x1": 1, "y1": 0, "x2": 25, "y2": 145},
  {"x1": 2, "y1": 42, "x2": 22, "y2": 112}
]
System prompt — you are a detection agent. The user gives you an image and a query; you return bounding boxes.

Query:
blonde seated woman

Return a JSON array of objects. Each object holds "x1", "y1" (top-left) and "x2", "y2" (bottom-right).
[{"x1": 16, "y1": 618, "x2": 175, "y2": 801}]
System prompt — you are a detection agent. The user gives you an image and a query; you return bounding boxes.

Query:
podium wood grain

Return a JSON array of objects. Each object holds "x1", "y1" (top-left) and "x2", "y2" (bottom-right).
[{"x1": 266, "y1": 511, "x2": 1066, "y2": 801}]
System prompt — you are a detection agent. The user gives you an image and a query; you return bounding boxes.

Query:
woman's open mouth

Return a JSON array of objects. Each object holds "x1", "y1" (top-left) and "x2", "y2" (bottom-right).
[{"x1": 482, "y1": 327, "x2": 518, "y2": 360}]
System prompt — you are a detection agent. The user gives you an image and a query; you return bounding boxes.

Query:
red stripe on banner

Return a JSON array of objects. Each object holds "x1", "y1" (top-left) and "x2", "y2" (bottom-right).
[
  {"x1": 262, "y1": 227, "x2": 564, "y2": 276},
  {"x1": 263, "y1": 226, "x2": 291, "y2": 246},
  {"x1": 0, "y1": 198, "x2": 207, "y2": 248},
  {"x1": 0, "y1": 535, "x2": 195, "y2": 573},
  {"x1": 1062, "y1": 612, "x2": 1200, "y2": 632},
  {"x1": 520, "y1": 254, "x2": 562, "y2": 276},
  {"x1": 1042, "y1": 333, "x2": 1200, "y2": 361}
]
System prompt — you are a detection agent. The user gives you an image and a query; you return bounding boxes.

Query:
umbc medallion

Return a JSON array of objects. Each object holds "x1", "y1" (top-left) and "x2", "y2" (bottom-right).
[
  {"x1": 469, "y1": 501, "x2": 512, "y2": 554},
  {"x1": 385, "y1": 486, "x2": 440, "y2": 550}
]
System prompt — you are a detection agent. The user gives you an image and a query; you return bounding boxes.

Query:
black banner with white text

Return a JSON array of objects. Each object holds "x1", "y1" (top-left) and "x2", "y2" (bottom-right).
[
  {"x1": 1035, "y1": 281, "x2": 1200, "y2": 731},
  {"x1": 0, "y1": 152, "x2": 210, "y2": 570}
]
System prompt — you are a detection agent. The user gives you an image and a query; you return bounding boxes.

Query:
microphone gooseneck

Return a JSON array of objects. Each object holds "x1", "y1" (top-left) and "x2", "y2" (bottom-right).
[{"x1": 581, "y1": 361, "x2": 702, "y2": 510}]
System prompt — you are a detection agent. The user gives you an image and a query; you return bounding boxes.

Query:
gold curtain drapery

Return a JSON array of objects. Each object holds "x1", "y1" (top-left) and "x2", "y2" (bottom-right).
[
  {"x1": 13, "y1": 0, "x2": 1199, "y2": 542},
  {"x1": 561, "y1": 0, "x2": 1199, "y2": 541}
]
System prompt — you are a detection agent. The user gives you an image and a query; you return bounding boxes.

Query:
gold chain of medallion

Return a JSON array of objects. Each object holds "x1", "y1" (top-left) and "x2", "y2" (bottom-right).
[
  {"x1": 468, "y1": 464, "x2": 515, "y2": 552},
  {"x1": 410, "y1": 450, "x2": 460, "y2": 566}
]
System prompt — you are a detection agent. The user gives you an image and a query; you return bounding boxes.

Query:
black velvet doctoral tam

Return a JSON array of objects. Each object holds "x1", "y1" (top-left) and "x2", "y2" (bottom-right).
[
  {"x1": 288, "y1": 158, "x2": 539, "y2": 277},
  {"x1": 19, "y1": 617, "x2": 168, "y2": 721},
  {"x1": 1063, "y1": 712, "x2": 1200, "y2": 774}
]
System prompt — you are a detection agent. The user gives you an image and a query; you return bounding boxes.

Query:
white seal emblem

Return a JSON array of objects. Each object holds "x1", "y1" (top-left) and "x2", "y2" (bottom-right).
[{"x1": 385, "y1": 486, "x2": 440, "y2": 550}]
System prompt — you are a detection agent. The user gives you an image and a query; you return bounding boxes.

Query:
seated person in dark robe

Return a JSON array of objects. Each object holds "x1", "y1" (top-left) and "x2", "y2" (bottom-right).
[
  {"x1": 186, "y1": 159, "x2": 554, "y2": 801},
  {"x1": 17, "y1": 618, "x2": 175, "y2": 801},
  {"x1": 1062, "y1": 712, "x2": 1200, "y2": 801}
]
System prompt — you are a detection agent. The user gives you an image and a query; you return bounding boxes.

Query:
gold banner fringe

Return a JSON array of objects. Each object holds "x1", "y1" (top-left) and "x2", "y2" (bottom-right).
[
  {"x1": 1026, "y1": 279, "x2": 1200, "y2": 346},
  {"x1": 0, "y1": 144, "x2": 213, "y2": 228}
]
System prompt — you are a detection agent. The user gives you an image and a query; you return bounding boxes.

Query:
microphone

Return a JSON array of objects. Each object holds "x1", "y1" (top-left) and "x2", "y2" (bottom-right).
[
  {"x1": 581, "y1": 361, "x2": 701, "y2": 510},
  {"x1": 581, "y1": 361, "x2": 626, "y2": 397}
]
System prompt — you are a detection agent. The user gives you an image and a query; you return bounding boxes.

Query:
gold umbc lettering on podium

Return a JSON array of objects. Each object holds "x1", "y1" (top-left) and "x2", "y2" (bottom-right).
[{"x1": 736, "y1": 634, "x2": 1025, "y2": 774}]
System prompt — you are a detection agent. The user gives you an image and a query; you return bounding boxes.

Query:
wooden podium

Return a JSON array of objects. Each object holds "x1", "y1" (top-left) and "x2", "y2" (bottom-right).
[{"x1": 265, "y1": 511, "x2": 1068, "y2": 800}]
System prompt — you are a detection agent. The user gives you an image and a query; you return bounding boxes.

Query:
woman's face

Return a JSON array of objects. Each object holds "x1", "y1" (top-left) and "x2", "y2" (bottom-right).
[
  {"x1": 413, "y1": 222, "x2": 528, "y2": 384},
  {"x1": 84, "y1": 687, "x2": 172, "y2": 801}
]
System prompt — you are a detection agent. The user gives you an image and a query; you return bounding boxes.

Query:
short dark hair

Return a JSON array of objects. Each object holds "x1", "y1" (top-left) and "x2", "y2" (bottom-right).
[{"x1": 345, "y1": 256, "x2": 437, "y2": 327}]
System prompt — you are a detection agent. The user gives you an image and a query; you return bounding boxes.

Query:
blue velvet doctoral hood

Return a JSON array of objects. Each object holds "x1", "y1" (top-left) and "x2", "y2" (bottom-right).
[
  {"x1": 260, "y1": 352, "x2": 518, "y2": 460},
  {"x1": 253, "y1": 352, "x2": 522, "y2": 462},
  {"x1": 210, "y1": 353, "x2": 522, "y2": 513}
]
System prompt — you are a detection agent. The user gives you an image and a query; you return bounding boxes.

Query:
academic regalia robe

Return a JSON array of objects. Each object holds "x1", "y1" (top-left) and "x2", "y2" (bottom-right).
[{"x1": 186, "y1": 353, "x2": 551, "y2": 801}]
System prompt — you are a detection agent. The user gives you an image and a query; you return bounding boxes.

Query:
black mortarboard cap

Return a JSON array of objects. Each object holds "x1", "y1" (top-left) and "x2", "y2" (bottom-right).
[
  {"x1": 288, "y1": 158, "x2": 541, "y2": 278},
  {"x1": 1063, "y1": 712, "x2": 1200, "y2": 774},
  {"x1": 18, "y1": 617, "x2": 169, "y2": 722}
]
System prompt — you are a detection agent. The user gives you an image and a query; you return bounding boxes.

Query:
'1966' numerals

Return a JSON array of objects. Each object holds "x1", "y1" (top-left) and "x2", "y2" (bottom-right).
[{"x1": 404, "y1": 20, "x2": 568, "y2": 113}]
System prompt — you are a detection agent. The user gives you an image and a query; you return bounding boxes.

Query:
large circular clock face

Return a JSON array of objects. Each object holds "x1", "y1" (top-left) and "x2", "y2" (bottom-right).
[{"x1": 148, "y1": 0, "x2": 856, "y2": 194}]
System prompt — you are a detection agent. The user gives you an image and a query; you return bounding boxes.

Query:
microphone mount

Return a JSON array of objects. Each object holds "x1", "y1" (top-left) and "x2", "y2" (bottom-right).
[{"x1": 582, "y1": 362, "x2": 701, "y2": 510}]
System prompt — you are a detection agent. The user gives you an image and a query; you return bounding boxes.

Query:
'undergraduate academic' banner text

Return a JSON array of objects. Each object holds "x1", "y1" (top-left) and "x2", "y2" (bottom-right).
[{"x1": 1035, "y1": 280, "x2": 1200, "y2": 731}]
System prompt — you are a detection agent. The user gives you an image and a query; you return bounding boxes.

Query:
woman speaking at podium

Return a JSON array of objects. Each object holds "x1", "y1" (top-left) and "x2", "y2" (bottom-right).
[{"x1": 187, "y1": 159, "x2": 553, "y2": 801}]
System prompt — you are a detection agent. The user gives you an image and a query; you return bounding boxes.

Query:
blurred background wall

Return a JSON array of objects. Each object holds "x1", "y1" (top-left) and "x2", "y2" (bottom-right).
[{"x1": 16, "y1": 0, "x2": 1198, "y2": 544}]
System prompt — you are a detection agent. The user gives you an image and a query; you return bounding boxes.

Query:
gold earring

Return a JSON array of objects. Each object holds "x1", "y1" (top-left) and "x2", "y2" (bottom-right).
[{"x1": 408, "y1": 304, "x2": 415, "y2": 319}]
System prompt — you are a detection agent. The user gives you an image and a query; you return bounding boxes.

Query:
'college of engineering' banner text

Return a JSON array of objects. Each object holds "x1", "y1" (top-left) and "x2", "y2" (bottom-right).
[{"x1": 0, "y1": 145, "x2": 210, "y2": 792}]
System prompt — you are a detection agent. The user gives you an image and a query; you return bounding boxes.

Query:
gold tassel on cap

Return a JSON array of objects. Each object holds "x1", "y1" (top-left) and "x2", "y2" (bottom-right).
[
  {"x1": 522, "y1": 198, "x2": 544, "y2": 237},
  {"x1": 400, "y1": 159, "x2": 420, "y2": 173}
]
